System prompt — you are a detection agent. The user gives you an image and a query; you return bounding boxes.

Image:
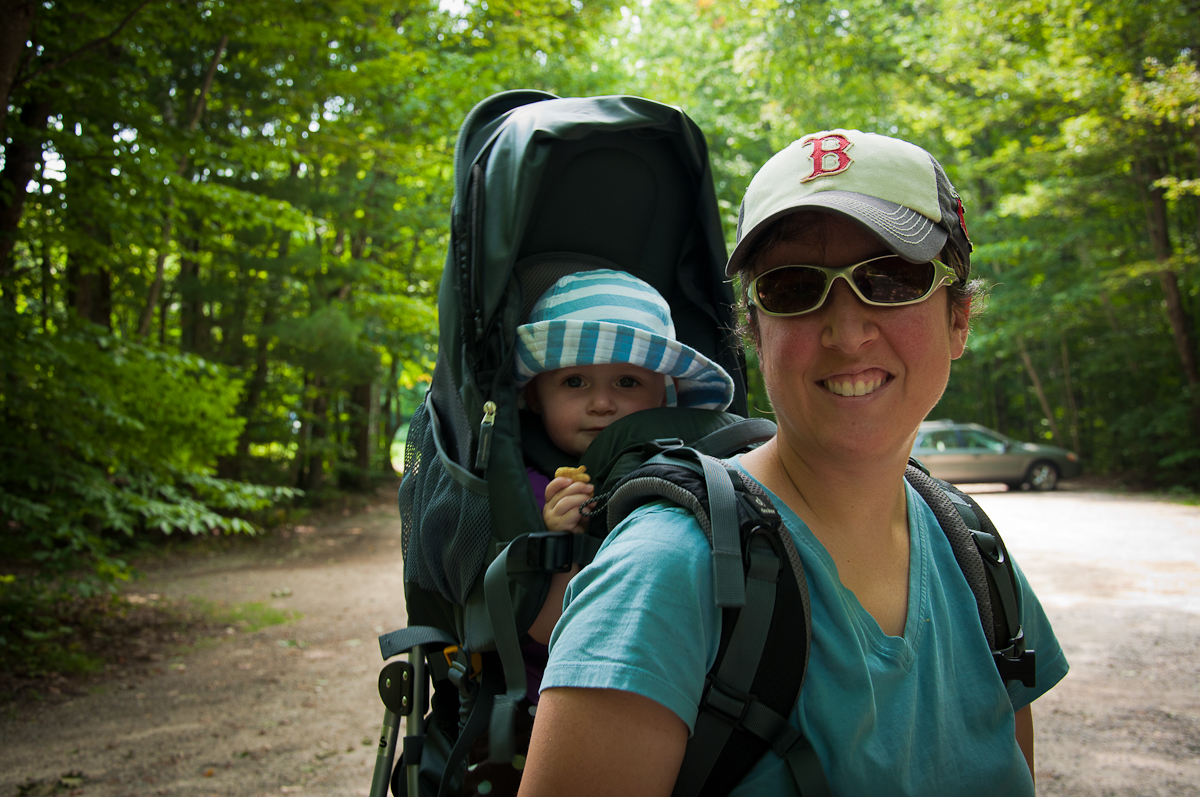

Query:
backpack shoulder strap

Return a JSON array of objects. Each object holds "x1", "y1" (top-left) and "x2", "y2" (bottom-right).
[
  {"x1": 605, "y1": 449, "x2": 830, "y2": 797},
  {"x1": 905, "y1": 460, "x2": 1037, "y2": 687},
  {"x1": 690, "y1": 417, "x2": 777, "y2": 459}
]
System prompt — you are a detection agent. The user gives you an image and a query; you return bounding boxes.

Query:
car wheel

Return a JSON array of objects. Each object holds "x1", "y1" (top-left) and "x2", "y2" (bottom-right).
[{"x1": 1025, "y1": 461, "x2": 1060, "y2": 492}]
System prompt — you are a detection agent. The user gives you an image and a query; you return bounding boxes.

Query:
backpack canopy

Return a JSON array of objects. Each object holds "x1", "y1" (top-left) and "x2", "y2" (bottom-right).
[{"x1": 406, "y1": 91, "x2": 747, "y2": 616}]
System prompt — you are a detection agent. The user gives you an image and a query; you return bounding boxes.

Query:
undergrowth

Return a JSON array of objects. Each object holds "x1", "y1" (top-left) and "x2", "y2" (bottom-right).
[{"x1": 0, "y1": 581, "x2": 299, "y2": 704}]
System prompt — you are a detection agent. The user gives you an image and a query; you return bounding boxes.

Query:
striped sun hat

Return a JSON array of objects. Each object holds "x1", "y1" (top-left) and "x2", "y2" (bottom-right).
[{"x1": 514, "y1": 269, "x2": 735, "y2": 411}]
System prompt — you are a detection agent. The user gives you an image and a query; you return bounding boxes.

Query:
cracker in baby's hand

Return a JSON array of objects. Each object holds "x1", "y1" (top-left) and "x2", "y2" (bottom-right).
[{"x1": 554, "y1": 465, "x2": 590, "y2": 483}]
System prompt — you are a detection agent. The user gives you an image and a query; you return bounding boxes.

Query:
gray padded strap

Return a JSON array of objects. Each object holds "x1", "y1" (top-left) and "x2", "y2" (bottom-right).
[
  {"x1": 904, "y1": 465, "x2": 996, "y2": 649},
  {"x1": 606, "y1": 476, "x2": 713, "y2": 539},
  {"x1": 699, "y1": 453, "x2": 746, "y2": 608},
  {"x1": 691, "y1": 417, "x2": 777, "y2": 458}
]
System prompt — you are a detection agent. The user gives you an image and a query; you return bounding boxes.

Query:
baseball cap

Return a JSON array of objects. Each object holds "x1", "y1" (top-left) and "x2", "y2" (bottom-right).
[{"x1": 726, "y1": 129, "x2": 973, "y2": 277}]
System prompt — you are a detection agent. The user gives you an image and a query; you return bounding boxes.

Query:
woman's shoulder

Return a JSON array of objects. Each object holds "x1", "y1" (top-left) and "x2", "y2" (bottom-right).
[{"x1": 607, "y1": 500, "x2": 710, "y2": 550}]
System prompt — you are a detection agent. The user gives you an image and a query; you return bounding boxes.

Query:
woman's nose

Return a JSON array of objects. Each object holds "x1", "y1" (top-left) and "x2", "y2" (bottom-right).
[{"x1": 820, "y1": 278, "x2": 879, "y2": 352}]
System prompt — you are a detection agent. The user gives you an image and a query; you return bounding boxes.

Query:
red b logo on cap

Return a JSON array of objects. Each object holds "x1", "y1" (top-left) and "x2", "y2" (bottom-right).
[{"x1": 801, "y1": 134, "x2": 853, "y2": 183}]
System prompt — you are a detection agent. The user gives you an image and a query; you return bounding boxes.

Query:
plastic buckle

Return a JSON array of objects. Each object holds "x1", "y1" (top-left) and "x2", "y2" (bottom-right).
[
  {"x1": 700, "y1": 675, "x2": 753, "y2": 729},
  {"x1": 993, "y1": 631, "x2": 1037, "y2": 687},
  {"x1": 525, "y1": 531, "x2": 575, "y2": 573},
  {"x1": 443, "y1": 645, "x2": 482, "y2": 691},
  {"x1": 644, "y1": 437, "x2": 686, "y2": 457}
]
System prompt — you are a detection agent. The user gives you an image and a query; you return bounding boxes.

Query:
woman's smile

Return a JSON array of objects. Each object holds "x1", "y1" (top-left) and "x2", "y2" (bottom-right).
[{"x1": 823, "y1": 368, "x2": 890, "y2": 397}]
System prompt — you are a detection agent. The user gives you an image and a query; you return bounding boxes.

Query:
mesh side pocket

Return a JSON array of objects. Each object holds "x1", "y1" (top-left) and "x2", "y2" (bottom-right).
[{"x1": 400, "y1": 396, "x2": 492, "y2": 605}]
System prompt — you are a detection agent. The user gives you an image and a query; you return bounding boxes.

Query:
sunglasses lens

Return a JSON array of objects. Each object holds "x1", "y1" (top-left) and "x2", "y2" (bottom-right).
[
  {"x1": 755, "y1": 267, "x2": 828, "y2": 315},
  {"x1": 853, "y1": 258, "x2": 936, "y2": 303},
  {"x1": 754, "y1": 259, "x2": 944, "y2": 315}
]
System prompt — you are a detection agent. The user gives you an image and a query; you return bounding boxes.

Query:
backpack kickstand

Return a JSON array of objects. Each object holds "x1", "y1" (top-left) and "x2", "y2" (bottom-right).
[
  {"x1": 371, "y1": 627, "x2": 457, "y2": 797},
  {"x1": 370, "y1": 646, "x2": 420, "y2": 797}
]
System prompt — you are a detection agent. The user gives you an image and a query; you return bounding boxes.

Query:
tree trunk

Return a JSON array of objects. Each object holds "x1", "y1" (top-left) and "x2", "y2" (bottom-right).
[
  {"x1": 136, "y1": 199, "x2": 173, "y2": 338},
  {"x1": 301, "y1": 377, "x2": 329, "y2": 497},
  {"x1": 348, "y1": 382, "x2": 376, "y2": 489},
  {"x1": 1136, "y1": 151, "x2": 1200, "y2": 434},
  {"x1": 1138, "y1": 154, "x2": 1200, "y2": 384},
  {"x1": 178, "y1": 236, "x2": 206, "y2": 353},
  {"x1": 0, "y1": 0, "x2": 37, "y2": 139},
  {"x1": 384, "y1": 358, "x2": 399, "y2": 455},
  {"x1": 1060, "y1": 335, "x2": 1082, "y2": 455},
  {"x1": 158, "y1": 285, "x2": 170, "y2": 344},
  {"x1": 0, "y1": 97, "x2": 52, "y2": 282},
  {"x1": 225, "y1": 235, "x2": 288, "y2": 480},
  {"x1": 66, "y1": 250, "x2": 112, "y2": 329},
  {"x1": 135, "y1": 35, "x2": 227, "y2": 340},
  {"x1": 216, "y1": 272, "x2": 252, "y2": 364},
  {"x1": 1158, "y1": 269, "x2": 1200, "y2": 386},
  {"x1": 40, "y1": 238, "x2": 51, "y2": 330},
  {"x1": 990, "y1": 356, "x2": 1009, "y2": 434},
  {"x1": 1016, "y1": 337, "x2": 1062, "y2": 448}
]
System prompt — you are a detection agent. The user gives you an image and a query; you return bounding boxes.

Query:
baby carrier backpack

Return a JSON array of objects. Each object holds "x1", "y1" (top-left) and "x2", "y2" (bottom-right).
[
  {"x1": 368, "y1": 91, "x2": 1037, "y2": 797},
  {"x1": 370, "y1": 90, "x2": 760, "y2": 797}
]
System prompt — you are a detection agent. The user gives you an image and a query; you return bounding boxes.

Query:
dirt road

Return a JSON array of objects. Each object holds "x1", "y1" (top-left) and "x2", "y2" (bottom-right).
[
  {"x1": 1, "y1": 491, "x2": 409, "y2": 797},
  {"x1": 2, "y1": 482, "x2": 1199, "y2": 796},
  {"x1": 968, "y1": 485, "x2": 1200, "y2": 795}
]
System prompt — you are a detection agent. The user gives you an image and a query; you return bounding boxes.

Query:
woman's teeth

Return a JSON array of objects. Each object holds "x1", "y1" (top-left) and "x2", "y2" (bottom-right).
[{"x1": 825, "y1": 376, "x2": 884, "y2": 397}]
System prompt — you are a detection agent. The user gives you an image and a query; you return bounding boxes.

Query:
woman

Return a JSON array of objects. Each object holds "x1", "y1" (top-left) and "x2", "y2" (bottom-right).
[{"x1": 518, "y1": 129, "x2": 1069, "y2": 796}]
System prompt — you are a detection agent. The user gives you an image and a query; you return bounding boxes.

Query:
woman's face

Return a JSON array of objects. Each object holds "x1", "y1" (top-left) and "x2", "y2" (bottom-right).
[{"x1": 750, "y1": 215, "x2": 969, "y2": 467}]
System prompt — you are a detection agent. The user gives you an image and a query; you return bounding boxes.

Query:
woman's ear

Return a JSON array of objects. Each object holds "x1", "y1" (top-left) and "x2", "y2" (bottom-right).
[{"x1": 949, "y1": 298, "x2": 970, "y2": 360}]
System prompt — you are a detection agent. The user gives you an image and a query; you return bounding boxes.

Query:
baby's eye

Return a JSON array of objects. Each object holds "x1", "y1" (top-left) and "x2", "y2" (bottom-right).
[
  {"x1": 563, "y1": 375, "x2": 585, "y2": 388},
  {"x1": 615, "y1": 375, "x2": 642, "y2": 388}
]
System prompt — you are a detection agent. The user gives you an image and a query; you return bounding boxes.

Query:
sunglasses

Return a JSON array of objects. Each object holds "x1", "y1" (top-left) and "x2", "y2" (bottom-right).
[{"x1": 748, "y1": 256, "x2": 960, "y2": 317}]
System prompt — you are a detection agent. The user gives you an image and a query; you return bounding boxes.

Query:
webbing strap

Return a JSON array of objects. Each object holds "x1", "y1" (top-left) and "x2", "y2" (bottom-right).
[
  {"x1": 481, "y1": 530, "x2": 601, "y2": 764},
  {"x1": 784, "y1": 735, "x2": 832, "y2": 797},
  {"x1": 741, "y1": 701, "x2": 800, "y2": 755},
  {"x1": 437, "y1": 663, "x2": 503, "y2": 797},
  {"x1": 971, "y1": 530, "x2": 1021, "y2": 639},
  {"x1": 482, "y1": 541, "x2": 527, "y2": 764},
  {"x1": 943, "y1": 488, "x2": 982, "y2": 531},
  {"x1": 717, "y1": 544, "x2": 778, "y2": 678},
  {"x1": 672, "y1": 543, "x2": 777, "y2": 797},
  {"x1": 699, "y1": 453, "x2": 746, "y2": 608},
  {"x1": 377, "y1": 626, "x2": 457, "y2": 662}
]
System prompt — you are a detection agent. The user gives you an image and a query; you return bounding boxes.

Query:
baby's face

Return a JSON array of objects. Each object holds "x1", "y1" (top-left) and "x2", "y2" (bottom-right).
[{"x1": 527, "y1": 363, "x2": 668, "y2": 457}]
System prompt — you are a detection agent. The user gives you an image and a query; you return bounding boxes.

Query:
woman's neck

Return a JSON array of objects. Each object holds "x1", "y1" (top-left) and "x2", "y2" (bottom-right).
[
  {"x1": 741, "y1": 436, "x2": 914, "y2": 637},
  {"x1": 742, "y1": 436, "x2": 909, "y2": 537}
]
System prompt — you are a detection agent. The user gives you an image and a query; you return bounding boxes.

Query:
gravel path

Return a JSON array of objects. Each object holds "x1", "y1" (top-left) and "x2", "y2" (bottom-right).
[{"x1": 969, "y1": 485, "x2": 1200, "y2": 795}]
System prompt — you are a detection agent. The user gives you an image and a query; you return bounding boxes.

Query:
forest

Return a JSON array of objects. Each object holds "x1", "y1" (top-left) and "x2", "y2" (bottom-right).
[{"x1": 2, "y1": 0, "x2": 1198, "y2": 630}]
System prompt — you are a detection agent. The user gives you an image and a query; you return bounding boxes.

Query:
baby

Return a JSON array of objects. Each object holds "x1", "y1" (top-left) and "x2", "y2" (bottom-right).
[{"x1": 512, "y1": 268, "x2": 736, "y2": 642}]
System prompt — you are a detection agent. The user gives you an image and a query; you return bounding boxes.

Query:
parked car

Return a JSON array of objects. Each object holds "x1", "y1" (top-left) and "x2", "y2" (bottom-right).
[{"x1": 912, "y1": 420, "x2": 1082, "y2": 491}]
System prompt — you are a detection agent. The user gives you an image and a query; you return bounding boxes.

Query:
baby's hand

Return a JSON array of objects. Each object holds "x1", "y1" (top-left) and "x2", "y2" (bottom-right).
[{"x1": 543, "y1": 476, "x2": 594, "y2": 533}]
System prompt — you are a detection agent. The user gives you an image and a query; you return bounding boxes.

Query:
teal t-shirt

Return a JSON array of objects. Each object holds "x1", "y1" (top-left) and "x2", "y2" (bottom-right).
[{"x1": 542, "y1": 466, "x2": 1069, "y2": 796}]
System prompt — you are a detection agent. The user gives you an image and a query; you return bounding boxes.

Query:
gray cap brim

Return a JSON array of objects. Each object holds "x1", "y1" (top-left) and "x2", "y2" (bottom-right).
[{"x1": 726, "y1": 190, "x2": 949, "y2": 276}]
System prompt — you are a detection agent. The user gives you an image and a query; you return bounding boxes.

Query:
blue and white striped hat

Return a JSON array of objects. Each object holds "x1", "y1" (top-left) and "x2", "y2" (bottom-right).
[{"x1": 514, "y1": 270, "x2": 735, "y2": 411}]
